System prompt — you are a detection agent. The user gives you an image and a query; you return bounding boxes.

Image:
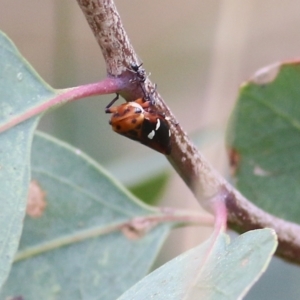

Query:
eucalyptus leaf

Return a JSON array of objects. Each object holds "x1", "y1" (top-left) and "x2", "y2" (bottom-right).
[
  {"x1": 129, "y1": 172, "x2": 169, "y2": 205},
  {"x1": 119, "y1": 229, "x2": 277, "y2": 300},
  {"x1": 0, "y1": 31, "x2": 57, "y2": 288},
  {"x1": 227, "y1": 62, "x2": 300, "y2": 223},
  {"x1": 0, "y1": 32, "x2": 56, "y2": 128},
  {"x1": 0, "y1": 132, "x2": 174, "y2": 300}
]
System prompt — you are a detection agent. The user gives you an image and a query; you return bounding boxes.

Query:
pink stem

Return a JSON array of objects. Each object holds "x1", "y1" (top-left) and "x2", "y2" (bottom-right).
[
  {"x1": 0, "y1": 77, "x2": 123, "y2": 133},
  {"x1": 211, "y1": 191, "x2": 228, "y2": 234}
]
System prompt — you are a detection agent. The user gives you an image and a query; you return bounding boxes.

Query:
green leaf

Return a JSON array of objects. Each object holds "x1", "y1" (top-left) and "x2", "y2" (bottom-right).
[
  {"x1": 129, "y1": 172, "x2": 169, "y2": 205},
  {"x1": 0, "y1": 121, "x2": 36, "y2": 290},
  {"x1": 118, "y1": 228, "x2": 277, "y2": 300},
  {"x1": 0, "y1": 32, "x2": 57, "y2": 288},
  {"x1": 0, "y1": 32, "x2": 56, "y2": 128},
  {"x1": 0, "y1": 132, "x2": 174, "y2": 300},
  {"x1": 227, "y1": 62, "x2": 300, "y2": 223}
]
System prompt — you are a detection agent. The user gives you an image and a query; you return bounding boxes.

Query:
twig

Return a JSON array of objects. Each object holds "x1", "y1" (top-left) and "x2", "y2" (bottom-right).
[
  {"x1": 14, "y1": 209, "x2": 213, "y2": 262},
  {"x1": 0, "y1": 78, "x2": 123, "y2": 134},
  {"x1": 76, "y1": 0, "x2": 300, "y2": 264}
]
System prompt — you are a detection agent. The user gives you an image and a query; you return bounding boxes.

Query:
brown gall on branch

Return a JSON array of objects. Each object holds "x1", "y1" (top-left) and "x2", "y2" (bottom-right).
[{"x1": 76, "y1": 0, "x2": 300, "y2": 264}]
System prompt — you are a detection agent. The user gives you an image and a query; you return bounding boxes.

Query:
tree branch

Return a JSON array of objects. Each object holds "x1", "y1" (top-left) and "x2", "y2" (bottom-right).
[{"x1": 76, "y1": 0, "x2": 300, "y2": 264}]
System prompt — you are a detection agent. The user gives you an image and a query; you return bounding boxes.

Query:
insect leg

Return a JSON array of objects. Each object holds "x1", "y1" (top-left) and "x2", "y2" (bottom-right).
[{"x1": 105, "y1": 93, "x2": 120, "y2": 111}]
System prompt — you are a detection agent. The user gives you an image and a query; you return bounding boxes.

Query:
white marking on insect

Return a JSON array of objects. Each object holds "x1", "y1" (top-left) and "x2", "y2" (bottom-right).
[
  {"x1": 148, "y1": 130, "x2": 155, "y2": 139},
  {"x1": 129, "y1": 102, "x2": 144, "y2": 112},
  {"x1": 169, "y1": 130, "x2": 171, "y2": 137},
  {"x1": 155, "y1": 119, "x2": 160, "y2": 130}
]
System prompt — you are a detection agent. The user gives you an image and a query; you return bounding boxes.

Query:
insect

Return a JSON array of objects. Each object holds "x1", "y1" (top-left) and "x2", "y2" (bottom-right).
[
  {"x1": 130, "y1": 63, "x2": 147, "y2": 83},
  {"x1": 129, "y1": 63, "x2": 156, "y2": 104},
  {"x1": 105, "y1": 95, "x2": 171, "y2": 155}
]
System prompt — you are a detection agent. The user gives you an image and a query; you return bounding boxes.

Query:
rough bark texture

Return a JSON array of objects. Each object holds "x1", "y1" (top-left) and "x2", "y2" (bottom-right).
[
  {"x1": 77, "y1": 0, "x2": 137, "y2": 76},
  {"x1": 77, "y1": 0, "x2": 300, "y2": 264}
]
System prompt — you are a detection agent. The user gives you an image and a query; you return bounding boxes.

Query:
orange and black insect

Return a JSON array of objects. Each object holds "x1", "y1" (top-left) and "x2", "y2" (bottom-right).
[{"x1": 105, "y1": 95, "x2": 171, "y2": 155}]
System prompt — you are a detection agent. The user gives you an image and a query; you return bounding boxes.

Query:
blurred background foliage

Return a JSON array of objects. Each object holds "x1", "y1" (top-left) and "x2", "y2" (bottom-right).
[{"x1": 2, "y1": 1, "x2": 300, "y2": 298}]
